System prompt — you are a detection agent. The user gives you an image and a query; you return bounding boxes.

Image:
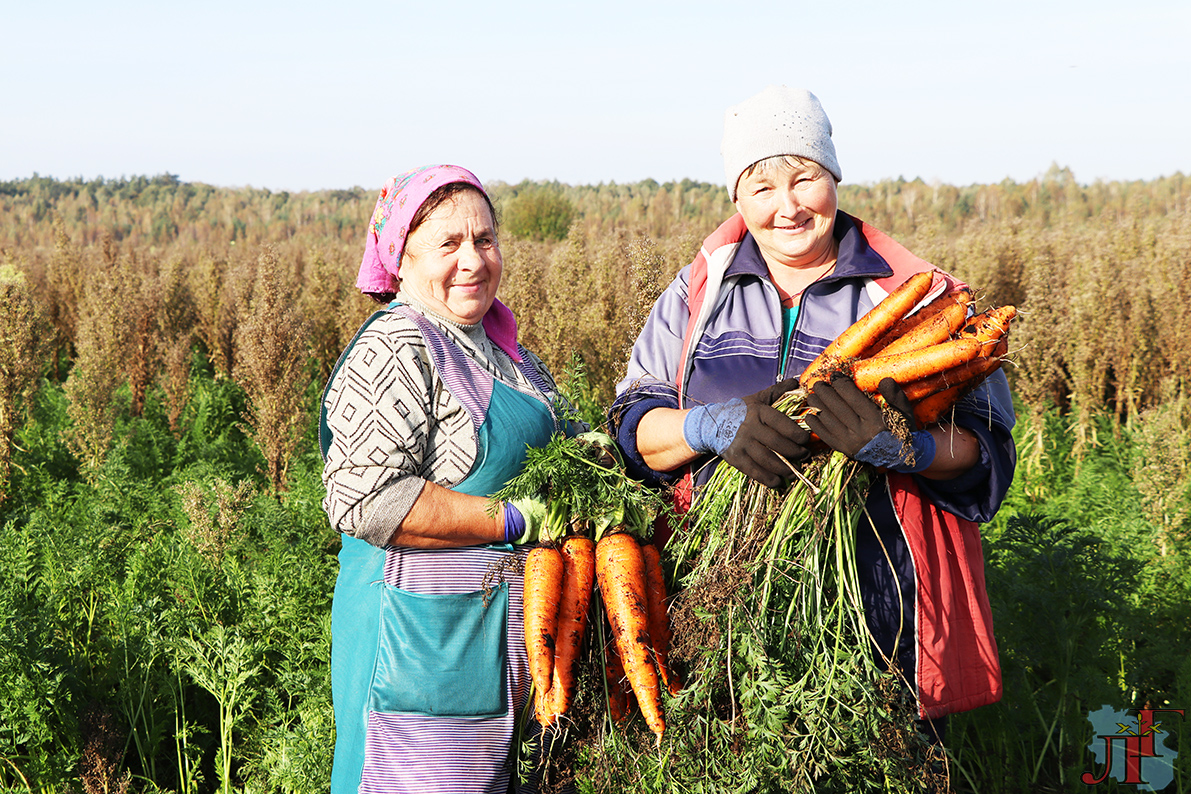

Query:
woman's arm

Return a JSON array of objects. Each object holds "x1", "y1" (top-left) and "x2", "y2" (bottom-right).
[
  {"x1": 640, "y1": 403, "x2": 981, "y2": 479},
  {"x1": 635, "y1": 407, "x2": 700, "y2": 473},
  {"x1": 322, "y1": 315, "x2": 487, "y2": 547},
  {"x1": 805, "y1": 376, "x2": 987, "y2": 481},
  {"x1": 635, "y1": 377, "x2": 814, "y2": 488},
  {"x1": 913, "y1": 372, "x2": 1018, "y2": 523},
  {"x1": 916, "y1": 423, "x2": 980, "y2": 479},
  {"x1": 388, "y1": 482, "x2": 505, "y2": 548},
  {"x1": 607, "y1": 270, "x2": 694, "y2": 483}
]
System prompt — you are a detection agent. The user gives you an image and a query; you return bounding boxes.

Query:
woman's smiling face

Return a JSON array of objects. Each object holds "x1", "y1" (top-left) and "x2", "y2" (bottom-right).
[
  {"x1": 399, "y1": 188, "x2": 502, "y2": 325},
  {"x1": 734, "y1": 157, "x2": 839, "y2": 271}
]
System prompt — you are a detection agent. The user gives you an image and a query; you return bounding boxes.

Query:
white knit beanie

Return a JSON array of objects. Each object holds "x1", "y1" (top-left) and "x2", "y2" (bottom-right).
[{"x1": 722, "y1": 86, "x2": 842, "y2": 201}]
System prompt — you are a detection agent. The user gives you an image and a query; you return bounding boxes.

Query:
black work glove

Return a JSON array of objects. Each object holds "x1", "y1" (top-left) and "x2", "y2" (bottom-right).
[
  {"x1": 804, "y1": 376, "x2": 936, "y2": 472},
  {"x1": 684, "y1": 377, "x2": 812, "y2": 489}
]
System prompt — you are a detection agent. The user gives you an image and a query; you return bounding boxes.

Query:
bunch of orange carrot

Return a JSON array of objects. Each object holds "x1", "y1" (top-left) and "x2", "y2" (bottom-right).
[
  {"x1": 799, "y1": 270, "x2": 1016, "y2": 427},
  {"x1": 493, "y1": 432, "x2": 674, "y2": 744},
  {"x1": 525, "y1": 534, "x2": 595, "y2": 727},
  {"x1": 524, "y1": 525, "x2": 679, "y2": 741}
]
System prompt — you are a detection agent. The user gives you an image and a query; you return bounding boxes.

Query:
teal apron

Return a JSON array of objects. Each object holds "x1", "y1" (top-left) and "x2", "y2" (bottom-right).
[{"x1": 322, "y1": 307, "x2": 558, "y2": 794}]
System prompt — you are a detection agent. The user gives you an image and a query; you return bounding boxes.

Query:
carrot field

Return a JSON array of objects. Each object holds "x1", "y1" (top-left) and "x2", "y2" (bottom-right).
[{"x1": 1, "y1": 172, "x2": 1189, "y2": 792}]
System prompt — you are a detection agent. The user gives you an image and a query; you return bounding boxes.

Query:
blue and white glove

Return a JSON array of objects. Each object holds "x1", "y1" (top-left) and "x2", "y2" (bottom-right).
[
  {"x1": 854, "y1": 427, "x2": 936, "y2": 473},
  {"x1": 683, "y1": 399, "x2": 749, "y2": 457},
  {"x1": 682, "y1": 378, "x2": 811, "y2": 489}
]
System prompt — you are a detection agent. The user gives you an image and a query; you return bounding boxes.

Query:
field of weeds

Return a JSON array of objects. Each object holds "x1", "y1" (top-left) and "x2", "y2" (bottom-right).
[{"x1": 1, "y1": 172, "x2": 1188, "y2": 792}]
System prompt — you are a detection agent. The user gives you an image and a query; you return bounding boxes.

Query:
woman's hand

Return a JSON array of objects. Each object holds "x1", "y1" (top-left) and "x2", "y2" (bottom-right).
[
  {"x1": 574, "y1": 430, "x2": 620, "y2": 468},
  {"x1": 503, "y1": 496, "x2": 550, "y2": 544},
  {"x1": 682, "y1": 378, "x2": 811, "y2": 489},
  {"x1": 804, "y1": 377, "x2": 921, "y2": 463},
  {"x1": 804, "y1": 376, "x2": 978, "y2": 478}
]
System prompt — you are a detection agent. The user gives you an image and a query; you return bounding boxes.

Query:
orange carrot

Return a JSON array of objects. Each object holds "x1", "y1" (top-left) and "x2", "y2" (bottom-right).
[
  {"x1": 907, "y1": 315, "x2": 1012, "y2": 424},
  {"x1": 911, "y1": 352, "x2": 1005, "y2": 425},
  {"x1": 604, "y1": 640, "x2": 635, "y2": 725},
  {"x1": 641, "y1": 543, "x2": 680, "y2": 696},
  {"x1": 912, "y1": 386, "x2": 963, "y2": 426},
  {"x1": 800, "y1": 271, "x2": 935, "y2": 389},
  {"x1": 862, "y1": 287, "x2": 973, "y2": 358},
  {"x1": 850, "y1": 337, "x2": 983, "y2": 392},
  {"x1": 900, "y1": 354, "x2": 1003, "y2": 402},
  {"x1": 524, "y1": 545, "x2": 563, "y2": 720},
  {"x1": 596, "y1": 532, "x2": 665, "y2": 737},
  {"x1": 958, "y1": 305, "x2": 1017, "y2": 354},
  {"x1": 544, "y1": 536, "x2": 595, "y2": 723},
  {"x1": 869, "y1": 297, "x2": 971, "y2": 359}
]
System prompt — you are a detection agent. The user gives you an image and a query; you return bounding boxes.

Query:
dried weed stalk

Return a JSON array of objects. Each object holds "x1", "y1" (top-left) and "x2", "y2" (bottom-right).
[
  {"x1": 1131, "y1": 391, "x2": 1191, "y2": 555},
  {"x1": 121, "y1": 254, "x2": 162, "y2": 418},
  {"x1": 176, "y1": 478, "x2": 255, "y2": 563},
  {"x1": 299, "y1": 246, "x2": 368, "y2": 382},
  {"x1": 64, "y1": 252, "x2": 131, "y2": 473},
  {"x1": 78, "y1": 702, "x2": 132, "y2": 794},
  {"x1": 0, "y1": 271, "x2": 46, "y2": 502},
  {"x1": 157, "y1": 256, "x2": 198, "y2": 434},
  {"x1": 42, "y1": 215, "x2": 86, "y2": 377},
  {"x1": 192, "y1": 252, "x2": 252, "y2": 379},
  {"x1": 234, "y1": 246, "x2": 311, "y2": 493}
]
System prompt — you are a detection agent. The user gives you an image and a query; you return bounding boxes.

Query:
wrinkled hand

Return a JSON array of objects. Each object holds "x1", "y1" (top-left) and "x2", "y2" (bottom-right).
[
  {"x1": 804, "y1": 376, "x2": 935, "y2": 473},
  {"x1": 503, "y1": 496, "x2": 550, "y2": 544},
  {"x1": 684, "y1": 378, "x2": 811, "y2": 489}
]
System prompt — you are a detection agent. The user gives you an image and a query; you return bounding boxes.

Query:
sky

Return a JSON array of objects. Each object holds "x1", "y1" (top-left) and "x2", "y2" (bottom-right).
[{"x1": 3, "y1": 0, "x2": 1189, "y2": 193}]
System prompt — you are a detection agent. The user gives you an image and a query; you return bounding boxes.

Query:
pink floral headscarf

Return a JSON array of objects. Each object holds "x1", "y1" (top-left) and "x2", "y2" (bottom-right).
[{"x1": 355, "y1": 164, "x2": 520, "y2": 360}]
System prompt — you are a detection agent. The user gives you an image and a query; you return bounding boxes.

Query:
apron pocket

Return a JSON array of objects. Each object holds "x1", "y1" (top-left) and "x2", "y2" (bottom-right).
[{"x1": 370, "y1": 582, "x2": 508, "y2": 718}]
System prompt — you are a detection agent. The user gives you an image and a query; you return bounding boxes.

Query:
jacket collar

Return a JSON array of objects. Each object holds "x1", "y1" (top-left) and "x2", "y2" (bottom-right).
[{"x1": 725, "y1": 211, "x2": 894, "y2": 284}]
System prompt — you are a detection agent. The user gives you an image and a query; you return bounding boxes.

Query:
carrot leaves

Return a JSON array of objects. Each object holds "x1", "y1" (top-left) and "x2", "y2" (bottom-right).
[{"x1": 493, "y1": 433, "x2": 667, "y2": 540}]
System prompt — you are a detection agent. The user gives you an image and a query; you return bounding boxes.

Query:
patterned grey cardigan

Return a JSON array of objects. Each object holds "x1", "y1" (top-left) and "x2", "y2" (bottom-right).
[{"x1": 321, "y1": 294, "x2": 563, "y2": 548}]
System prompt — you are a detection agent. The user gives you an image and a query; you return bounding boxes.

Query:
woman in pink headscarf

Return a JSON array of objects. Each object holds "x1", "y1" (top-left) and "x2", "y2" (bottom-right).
[{"x1": 319, "y1": 165, "x2": 573, "y2": 794}]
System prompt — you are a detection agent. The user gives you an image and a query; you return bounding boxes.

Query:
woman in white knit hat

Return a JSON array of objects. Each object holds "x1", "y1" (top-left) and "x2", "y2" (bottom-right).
[{"x1": 608, "y1": 85, "x2": 1017, "y2": 743}]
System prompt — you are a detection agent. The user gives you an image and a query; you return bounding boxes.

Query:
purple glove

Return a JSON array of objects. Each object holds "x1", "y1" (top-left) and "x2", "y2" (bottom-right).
[{"x1": 503, "y1": 497, "x2": 548, "y2": 544}]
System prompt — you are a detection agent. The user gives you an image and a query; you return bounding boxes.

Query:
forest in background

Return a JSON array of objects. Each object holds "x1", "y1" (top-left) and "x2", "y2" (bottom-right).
[{"x1": 1, "y1": 170, "x2": 1189, "y2": 792}]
